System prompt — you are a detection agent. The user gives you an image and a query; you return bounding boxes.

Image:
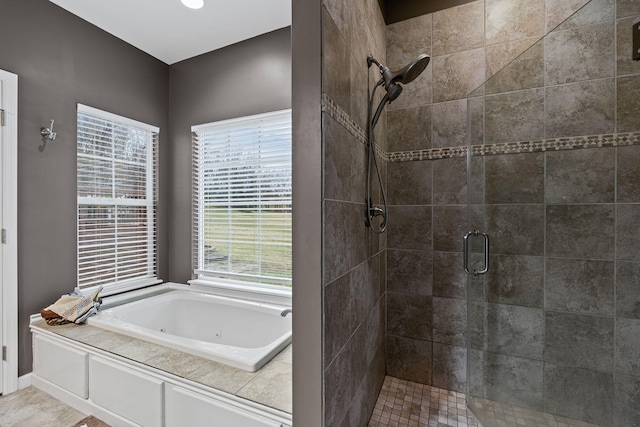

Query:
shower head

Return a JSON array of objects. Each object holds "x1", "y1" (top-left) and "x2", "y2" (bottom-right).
[
  {"x1": 383, "y1": 54, "x2": 430, "y2": 88},
  {"x1": 367, "y1": 54, "x2": 429, "y2": 128},
  {"x1": 368, "y1": 54, "x2": 430, "y2": 91}
]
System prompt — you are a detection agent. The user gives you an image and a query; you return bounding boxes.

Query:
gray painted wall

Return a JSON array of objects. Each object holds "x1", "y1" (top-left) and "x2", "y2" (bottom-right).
[
  {"x1": 0, "y1": 0, "x2": 291, "y2": 379},
  {"x1": 0, "y1": 0, "x2": 170, "y2": 376},
  {"x1": 167, "y1": 27, "x2": 292, "y2": 282}
]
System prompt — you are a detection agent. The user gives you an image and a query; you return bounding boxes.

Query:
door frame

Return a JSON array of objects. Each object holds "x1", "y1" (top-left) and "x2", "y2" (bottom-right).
[{"x1": 0, "y1": 69, "x2": 18, "y2": 394}]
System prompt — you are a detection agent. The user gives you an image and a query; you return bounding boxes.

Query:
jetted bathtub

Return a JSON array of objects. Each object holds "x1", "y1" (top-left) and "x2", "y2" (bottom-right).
[{"x1": 87, "y1": 289, "x2": 292, "y2": 371}]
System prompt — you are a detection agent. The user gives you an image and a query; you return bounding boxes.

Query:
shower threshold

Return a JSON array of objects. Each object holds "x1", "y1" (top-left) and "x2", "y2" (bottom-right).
[{"x1": 468, "y1": 396, "x2": 602, "y2": 427}]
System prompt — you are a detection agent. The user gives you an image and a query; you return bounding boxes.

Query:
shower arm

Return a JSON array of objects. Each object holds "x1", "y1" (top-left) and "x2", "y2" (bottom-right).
[{"x1": 367, "y1": 55, "x2": 385, "y2": 73}]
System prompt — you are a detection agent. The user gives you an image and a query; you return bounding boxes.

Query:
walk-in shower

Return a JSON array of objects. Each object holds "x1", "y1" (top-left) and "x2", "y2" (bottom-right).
[{"x1": 365, "y1": 54, "x2": 430, "y2": 233}]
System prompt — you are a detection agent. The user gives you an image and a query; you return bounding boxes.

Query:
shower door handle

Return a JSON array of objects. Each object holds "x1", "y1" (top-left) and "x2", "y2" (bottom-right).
[{"x1": 463, "y1": 230, "x2": 490, "y2": 276}]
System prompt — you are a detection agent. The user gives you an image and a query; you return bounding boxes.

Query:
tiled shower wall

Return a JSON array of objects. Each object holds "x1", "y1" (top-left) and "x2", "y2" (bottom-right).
[
  {"x1": 321, "y1": 0, "x2": 388, "y2": 426},
  {"x1": 383, "y1": 0, "x2": 592, "y2": 392},
  {"x1": 385, "y1": 3, "x2": 640, "y2": 425},
  {"x1": 321, "y1": 0, "x2": 640, "y2": 425}
]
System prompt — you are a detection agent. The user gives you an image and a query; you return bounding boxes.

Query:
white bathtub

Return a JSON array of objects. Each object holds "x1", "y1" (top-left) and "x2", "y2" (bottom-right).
[{"x1": 87, "y1": 289, "x2": 292, "y2": 372}]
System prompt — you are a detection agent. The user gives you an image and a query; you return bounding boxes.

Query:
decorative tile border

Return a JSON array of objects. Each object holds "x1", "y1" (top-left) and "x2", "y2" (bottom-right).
[
  {"x1": 321, "y1": 93, "x2": 640, "y2": 163},
  {"x1": 389, "y1": 132, "x2": 640, "y2": 162},
  {"x1": 321, "y1": 93, "x2": 367, "y2": 144},
  {"x1": 388, "y1": 146, "x2": 468, "y2": 162},
  {"x1": 321, "y1": 93, "x2": 388, "y2": 161}
]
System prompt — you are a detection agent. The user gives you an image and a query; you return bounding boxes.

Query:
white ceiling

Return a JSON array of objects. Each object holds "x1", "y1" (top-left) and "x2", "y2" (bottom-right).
[{"x1": 50, "y1": 0, "x2": 291, "y2": 65}]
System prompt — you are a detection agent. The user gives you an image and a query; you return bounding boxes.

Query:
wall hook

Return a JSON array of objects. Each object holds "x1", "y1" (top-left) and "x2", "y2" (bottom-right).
[{"x1": 40, "y1": 119, "x2": 57, "y2": 141}]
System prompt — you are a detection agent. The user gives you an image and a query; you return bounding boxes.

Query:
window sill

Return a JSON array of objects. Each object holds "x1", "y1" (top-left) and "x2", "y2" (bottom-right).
[
  {"x1": 83, "y1": 278, "x2": 163, "y2": 299},
  {"x1": 187, "y1": 278, "x2": 291, "y2": 306}
]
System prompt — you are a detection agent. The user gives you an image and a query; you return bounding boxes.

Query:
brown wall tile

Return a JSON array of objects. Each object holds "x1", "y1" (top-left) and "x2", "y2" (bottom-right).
[
  {"x1": 545, "y1": 258, "x2": 615, "y2": 316},
  {"x1": 543, "y1": 364, "x2": 613, "y2": 426},
  {"x1": 387, "y1": 13, "x2": 432, "y2": 68},
  {"x1": 545, "y1": 79, "x2": 616, "y2": 138},
  {"x1": 387, "y1": 292, "x2": 433, "y2": 340},
  {"x1": 433, "y1": 251, "x2": 466, "y2": 299},
  {"x1": 485, "y1": 152, "x2": 544, "y2": 204},
  {"x1": 546, "y1": 0, "x2": 590, "y2": 31},
  {"x1": 616, "y1": 261, "x2": 640, "y2": 319},
  {"x1": 432, "y1": 1, "x2": 484, "y2": 56},
  {"x1": 432, "y1": 47, "x2": 486, "y2": 102},
  {"x1": 433, "y1": 297, "x2": 467, "y2": 346},
  {"x1": 388, "y1": 249, "x2": 433, "y2": 295},
  {"x1": 617, "y1": 0, "x2": 640, "y2": 18},
  {"x1": 484, "y1": 353, "x2": 544, "y2": 410},
  {"x1": 617, "y1": 204, "x2": 640, "y2": 261},
  {"x1": 616, "y1": 146, "x2": 640, "y2": 203},
  {"x1": 485, "y1": 38, "x2": 544, "y2": 93},
  {"x1": 387, "y1": 160, "x2": 432, "y2": 205},
  {"x1": 433, "y1": 205, "x2": 466, "y2": 252},
  {"x1": 545, "y1": 148, "x2": 615, "y2": 203},
  {"x1": 324, "y1": 114, "x2": 366, "y2": 203},
  {"x1": 387, "y1": 105, "x2": 432, "y2": 151},
  {"x1": 432, "y1": 344, "x2": 467, "y2": 392},
  {"x1": 323, "y1": 9, "x2": 351, "y2": 113},
  {"x1": 485, "y1": 0, "x2": 545, "y2": 45},
  {"x1": 544, "y1": 22, "x2": 615, "y2": 85},
  {"x1": 485, "y1": 205, "x2": 545, "y2": 256},
  {"x1": 386, "y1": 335, "x2": 433, "y2": 384},
  {"x1": 617, "y1": 74, "x2": 640, "y2": 133},
  {"x1": 485, "y1": 89, "x2": 545, "y2": 144},
  {"x1": 431, "y1": 99, "x2": 467, "y2": 148},
  {"x1": 388, "y1": 205, "x2": 433, "y2": 250},
  {"x1": 433, "y1": 157, "x2": 467, "y2": 205},
  {"x1": 487, "y1": 255, "x2": 544, "y2": 307},
  {"x1": 546, "y1": 204, "x2": 615, "y2": 259},
  {"x1": 554, "y1": 0, "x2": 615, "y2": 30}
]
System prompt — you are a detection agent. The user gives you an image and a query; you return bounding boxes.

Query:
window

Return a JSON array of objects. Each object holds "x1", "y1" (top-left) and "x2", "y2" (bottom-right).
[
  {"x1": 192, "y1": 109, "x2": 292, "y2": 287},
  {"x1": 77, "y1": 104, "x2": 159, "y2": 292}
]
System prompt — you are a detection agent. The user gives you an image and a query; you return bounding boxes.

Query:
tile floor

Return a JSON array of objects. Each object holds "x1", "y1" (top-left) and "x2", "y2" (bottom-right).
[
  {"x1": 368, "y1": 376, "x2": 480, "y2": 427},
  {"x1": 368, "y1": 376, "x2": 603, "y2": 427},
  {"x1": 0, "y1": 386, "x2": 87, "y2": 427}
]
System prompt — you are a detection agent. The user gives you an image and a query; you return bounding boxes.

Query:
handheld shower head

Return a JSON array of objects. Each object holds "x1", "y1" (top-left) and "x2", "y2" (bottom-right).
[
  {"x1": 365, "y1": 53, "x2": 430, "y2": 235},
  {"x1": 367, "y1": 54, "x2": 429, "y2": 127},
  {"x1": 386, "y1": 54, "x2": 430, "y2": 86},
  {"x1": 369, "y1": 54, "x2": 430, "y2": 92}
]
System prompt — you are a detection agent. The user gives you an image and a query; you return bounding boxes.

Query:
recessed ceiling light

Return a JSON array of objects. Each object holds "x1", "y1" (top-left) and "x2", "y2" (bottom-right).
[{"x1": 181, "y1": 0, "x2": 204, "y2": 9}]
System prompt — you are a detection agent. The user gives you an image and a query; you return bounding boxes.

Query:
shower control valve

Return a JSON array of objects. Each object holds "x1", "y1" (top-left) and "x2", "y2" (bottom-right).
[{"x1": 370, "y1": 206, "x2": 385, "y2": 217}]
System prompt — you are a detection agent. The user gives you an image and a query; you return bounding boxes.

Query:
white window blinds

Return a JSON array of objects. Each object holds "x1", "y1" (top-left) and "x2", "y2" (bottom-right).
[
  {"x1": 77, "y1": 104, "x2": 159, "y2": 290},
  {"x1": 192, "y1": 109, "x2": 292, "y2": 286}
]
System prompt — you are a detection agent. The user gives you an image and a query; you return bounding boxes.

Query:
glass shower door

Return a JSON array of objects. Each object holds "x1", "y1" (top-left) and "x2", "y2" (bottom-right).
[{"x1": 464, "y1": 1, "x2": 637, "y2": 426}]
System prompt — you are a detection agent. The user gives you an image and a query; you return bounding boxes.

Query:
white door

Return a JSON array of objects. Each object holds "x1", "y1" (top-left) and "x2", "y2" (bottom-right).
[
  {"x1": 0, "y1": 79, "x2": 4, "y2": 394},
  {"x1": 0, "y1": 69, "x2": 18, "y2": 395}
]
